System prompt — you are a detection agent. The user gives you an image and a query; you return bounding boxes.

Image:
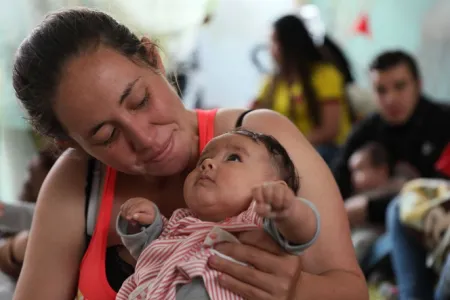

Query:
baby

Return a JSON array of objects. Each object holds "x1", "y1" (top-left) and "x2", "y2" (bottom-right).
[
  {"x1": 348, "y1": 141, "x2": 391, "y2": 194},
  {"x1": 116, "y1": 129, "x2": 320, "y2": 300},
  {"x1": 347, "y1": 142, "x2": 391, "y2": 262}
]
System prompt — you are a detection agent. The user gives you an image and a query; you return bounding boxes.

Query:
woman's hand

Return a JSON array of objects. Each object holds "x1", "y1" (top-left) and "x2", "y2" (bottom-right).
[{"x1": 208, "y1": 229, "x2": 301, "y2": 300}]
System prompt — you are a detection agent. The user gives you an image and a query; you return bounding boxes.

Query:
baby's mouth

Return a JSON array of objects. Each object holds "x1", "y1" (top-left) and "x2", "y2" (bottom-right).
[{"x1": 197, "y1": 174, "x2": 215, "y2": 184}]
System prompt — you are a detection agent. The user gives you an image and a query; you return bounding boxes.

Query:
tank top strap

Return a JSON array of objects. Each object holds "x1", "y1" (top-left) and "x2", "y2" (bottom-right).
[
  {"x1": 97, "y1": 166, "x2": 117, "y2": 235},
  {"x1": 77, "y1": 166, "x2": 117, "y2": 299},
  {"x1": 78, "y1": 109, "x2": 218, "y2": 299},
  {"x1": 196, "y1": 109, "x2": 218, "y2": 152}
]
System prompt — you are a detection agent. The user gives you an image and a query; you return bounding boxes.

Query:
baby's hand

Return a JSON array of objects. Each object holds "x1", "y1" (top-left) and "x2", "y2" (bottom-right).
[
  {"x1": 120, "y1": 197, "x2": 156, "y2": 226},
  {"x1": 253, "y1": 181, "x2": 295, "y2": 220}
]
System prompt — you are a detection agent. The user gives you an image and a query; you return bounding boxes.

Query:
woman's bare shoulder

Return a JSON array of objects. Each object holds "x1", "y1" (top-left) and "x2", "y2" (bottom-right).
[
  {"x1": 215, "y1": 108, "x2": 301, "y2": 136},
  {"x1": 14, "y1": 149, "x2": 89, "y2": 299},
  {"x1": 214, "y1": 108, "x2": 248, "y2": 135},
  {"x1": 38, "y1": 148, "x2": 89, "y2": 209}
]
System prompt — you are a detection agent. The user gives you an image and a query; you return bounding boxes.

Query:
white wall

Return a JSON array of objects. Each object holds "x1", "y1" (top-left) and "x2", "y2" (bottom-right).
[
  {"x1": 0, "y1": 0, "x2": 41, "y2": 203},
  {"x1": 1, "y1": 129, "x2": 35, "y2": 204},
  {"x1": 188, "y1": 0, "x2": 295, "y2": 109}
]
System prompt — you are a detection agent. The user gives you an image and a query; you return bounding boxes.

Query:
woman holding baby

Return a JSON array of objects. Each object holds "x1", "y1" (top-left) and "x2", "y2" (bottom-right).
[{"x1": 12, "y1": 8, "x2": 367, "y2": 300}]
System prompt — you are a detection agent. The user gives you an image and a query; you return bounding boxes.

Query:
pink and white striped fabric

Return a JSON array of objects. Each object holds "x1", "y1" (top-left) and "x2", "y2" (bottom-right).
[{"x1": 117, "y1": 205, "x2": 263, "y2": 300}]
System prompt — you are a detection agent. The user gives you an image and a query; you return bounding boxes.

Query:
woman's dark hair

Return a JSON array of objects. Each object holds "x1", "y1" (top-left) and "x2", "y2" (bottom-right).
[
  {"x1": 13, "y1": 7, "x2": 159, "y2": 140},
  {"x1": 39, "y1": 146, "x2": 60, "y2": 170},
  {"x1": 322, "y1": 35, "x2": 354, "y2": 85},
  {"x1": 264, "y1": 15, "x2": 324, "y2": 126},
  {"x1": 231, "y1": 128, "x2": 300, "y2": 193},
  {"x1": 321, "y1": 35, "x2": 357, "y2": 123}
]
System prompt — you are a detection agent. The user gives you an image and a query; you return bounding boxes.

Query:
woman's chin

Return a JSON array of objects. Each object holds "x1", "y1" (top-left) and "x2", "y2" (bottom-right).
[
  {"x1": 148, "y1": 160, "x2": 189, "y2": 176},
  {"x1": 126, "y1": 156, "x2": 190, "y2": 177}
]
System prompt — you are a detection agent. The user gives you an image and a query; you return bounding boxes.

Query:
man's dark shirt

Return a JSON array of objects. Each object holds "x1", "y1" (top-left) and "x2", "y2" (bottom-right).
[{"x1": 332, "y1": 96, "x2": 450, "y2": 199}]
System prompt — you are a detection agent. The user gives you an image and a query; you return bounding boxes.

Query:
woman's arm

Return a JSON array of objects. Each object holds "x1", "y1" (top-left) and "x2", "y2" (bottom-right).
[
  {"x1": 212, "y1": 109, "x2": 368, "y2": 300},
  {"x1": 307, "y1": 103, "x2": 341, "y2": 145},
  {"x1": 14, "y1": 150, "x2": 88, "y2": 300}
]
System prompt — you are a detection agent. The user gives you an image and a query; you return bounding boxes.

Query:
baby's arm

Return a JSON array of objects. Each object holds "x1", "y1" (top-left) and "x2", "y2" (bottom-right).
[
  {"x1": 254, "y1": 182, "x2": 320, "y2": 253},
  {"x1": 116, "y1": 197, "x2": 164, "y2": 260}
]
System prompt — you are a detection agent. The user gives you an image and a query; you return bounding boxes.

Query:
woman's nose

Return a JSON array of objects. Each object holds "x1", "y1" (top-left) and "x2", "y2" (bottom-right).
[{"x1": 126, "y1": 121, "x2": 155, "y2": 153}]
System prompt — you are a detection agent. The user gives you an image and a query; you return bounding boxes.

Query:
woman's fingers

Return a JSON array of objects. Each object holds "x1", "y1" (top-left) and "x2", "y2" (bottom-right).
[
  {"x1": 208, "y1": 246, "x2": 299, "y2": 299},
  {"x1": 218, "y1": 272, "x2": 273, "y2": 300},
  {"x1": 214, "y1": 242, "x2": 282, "y2": 274},
  {"x1": 237, "y1": 229, "x2": 285, "y2": 255},
  {"x1": 208, "y1": 254, "x2": 279, "y2": 295},
  {"x1": 210, "y1": 230, "x2": 303, "y2": 299}
]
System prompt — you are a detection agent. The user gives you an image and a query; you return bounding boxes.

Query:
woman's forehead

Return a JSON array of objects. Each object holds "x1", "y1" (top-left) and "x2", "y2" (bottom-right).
[
  {"x1": 53, "y1": 48, "x2": 146, "y2": 135},
  {"x1": 58, "y1": 47, "x2": 141, "y2": 98}
]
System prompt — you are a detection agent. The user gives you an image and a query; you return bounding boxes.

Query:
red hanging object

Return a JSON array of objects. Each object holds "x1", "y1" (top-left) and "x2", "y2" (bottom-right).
[{"x1": 354, "y1": 12, "x2": 371, "y2": 37}]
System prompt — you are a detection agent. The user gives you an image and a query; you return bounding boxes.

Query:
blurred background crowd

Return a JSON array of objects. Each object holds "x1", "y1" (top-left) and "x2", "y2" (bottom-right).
[{"x1": 2, "y1": 0, "x2": 450, "y2": 299}]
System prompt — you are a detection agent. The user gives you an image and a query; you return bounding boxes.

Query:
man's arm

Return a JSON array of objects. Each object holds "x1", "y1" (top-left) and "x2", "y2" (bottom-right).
[
  {"x1": 356, "y1": 161, "x2": 420, "y2": 202},
  {"x1": 346, "y1": 162, "x2": 420, "y2": 227}
]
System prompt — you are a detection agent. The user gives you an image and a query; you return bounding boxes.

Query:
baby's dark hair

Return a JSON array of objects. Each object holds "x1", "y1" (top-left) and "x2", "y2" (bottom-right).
[
  {"x1": 231, "y1": 128, "x2": 300, "y2": 193},
  {"x1": 358, "y1": 142, "x2": 389, "y2": 168}
]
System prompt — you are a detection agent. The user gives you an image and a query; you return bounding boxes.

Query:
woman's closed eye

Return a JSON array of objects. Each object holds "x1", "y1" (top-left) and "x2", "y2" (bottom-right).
[
  {"x1": 101, "y1": 128, "x2": 118, "y2": 146},
  {"x1": 99, "y1": 89, "x2": 149, "y2": 147},
  {"x1": 134, "y1": 88, "x2": 150, "y2": 110},
  {"x1": 226, "y1": 153, "x2": 242, "y2": 162}
]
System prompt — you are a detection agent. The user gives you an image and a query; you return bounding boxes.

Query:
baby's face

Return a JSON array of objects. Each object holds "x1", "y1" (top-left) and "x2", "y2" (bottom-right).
[
  {"x1": 349, "y1": 151, "x2": 389, "y2": 193},
  {"x1": 183, "y1": 133, "x2": 278, "y2": 221}
]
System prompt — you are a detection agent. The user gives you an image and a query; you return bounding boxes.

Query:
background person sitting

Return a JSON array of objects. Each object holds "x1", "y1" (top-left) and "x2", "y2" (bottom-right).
[{"x1": 252, "y1": 15, "x2": 353, "y2": 166}]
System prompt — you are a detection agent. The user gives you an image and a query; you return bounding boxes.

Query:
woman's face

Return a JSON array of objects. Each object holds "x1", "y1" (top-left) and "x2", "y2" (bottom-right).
[{"x1": 53, "y1": 46, "x2": 197, "y2": 176}]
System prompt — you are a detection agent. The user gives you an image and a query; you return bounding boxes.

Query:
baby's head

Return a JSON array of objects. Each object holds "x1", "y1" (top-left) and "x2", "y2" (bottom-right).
[
  {"x1": 349, "y1": 142, "x2": 391, "y2": 193},
  {"x1": 184, "y1": 129, "x2": 299, "y2": 221}
]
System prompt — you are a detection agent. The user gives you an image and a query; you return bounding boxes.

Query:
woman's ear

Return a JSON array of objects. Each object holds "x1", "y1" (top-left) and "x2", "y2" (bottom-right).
[{"x1": 141, "y1": 37, "x2": 165, "y2": 75}]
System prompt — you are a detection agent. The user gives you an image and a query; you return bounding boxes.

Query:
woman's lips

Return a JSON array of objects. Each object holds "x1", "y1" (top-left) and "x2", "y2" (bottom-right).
[{"x1": 140, "y1": 133, "x2": 174, "y2": 165}]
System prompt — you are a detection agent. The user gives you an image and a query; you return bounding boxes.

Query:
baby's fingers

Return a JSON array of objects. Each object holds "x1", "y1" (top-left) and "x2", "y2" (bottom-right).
[
  {"x1": 254, "y1": 200, "x2": 275, "y2": 218},
  {"x1": 251, "y1": 185, "x2": 265, "y2": 204},
  {"x1": 132, "y1": 212, "x2": 155, "y2": 225}
]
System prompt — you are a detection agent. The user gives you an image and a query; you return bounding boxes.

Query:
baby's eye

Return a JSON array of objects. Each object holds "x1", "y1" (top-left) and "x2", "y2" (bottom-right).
[{"x1": 226, "y1": 153, "x2": 241, "y2": 162}]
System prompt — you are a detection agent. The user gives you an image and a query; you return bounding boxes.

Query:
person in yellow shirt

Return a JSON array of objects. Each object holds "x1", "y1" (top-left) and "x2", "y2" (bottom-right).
[{"x1": 252, "y1": 15, "x2": 353, "y2": 165}]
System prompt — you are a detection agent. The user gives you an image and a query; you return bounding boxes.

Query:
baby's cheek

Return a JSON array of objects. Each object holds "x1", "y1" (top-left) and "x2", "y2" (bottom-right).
[
  {"x1": 183, "y1": 173, "x2": 196, "y2": 197},
  {"x1": 225, "y1": 190, "x2": 254, "y2": 214}
]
